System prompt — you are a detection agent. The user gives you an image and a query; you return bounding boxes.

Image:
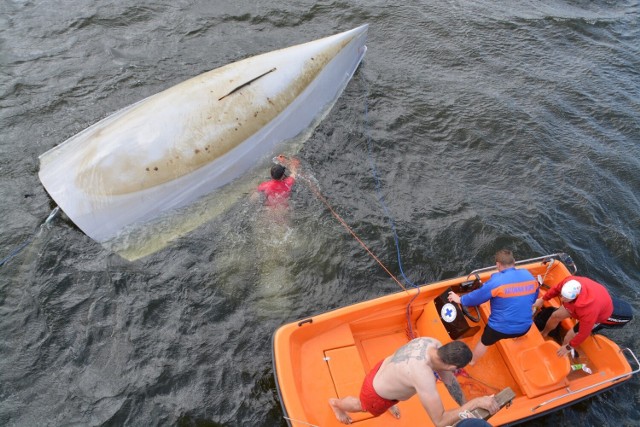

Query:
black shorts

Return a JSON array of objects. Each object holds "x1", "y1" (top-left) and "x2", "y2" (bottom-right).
[
  {"x1": 481, "y1": 324, "x2": 529, "y2": 346},
  {"x1": 572, "y1": 297, "x2": 633, "y2": 334},
  {"x1": 573, "y1": 319, "x2": 628, "y2": 334}
]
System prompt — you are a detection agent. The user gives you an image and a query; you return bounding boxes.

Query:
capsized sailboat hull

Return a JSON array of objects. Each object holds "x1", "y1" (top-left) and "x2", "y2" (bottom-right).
[
  {"x1": 39, "y1": 25, "x2": 368, "y2": 243},
  {"x1": 272, "y1": 254, "x2": 637, "y2": 426}
]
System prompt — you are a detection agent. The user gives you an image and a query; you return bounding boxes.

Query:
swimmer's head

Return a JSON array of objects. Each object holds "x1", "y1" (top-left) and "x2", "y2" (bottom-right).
[{"x1": 270, "y1": 164, "x2": 286, "y2": 180}]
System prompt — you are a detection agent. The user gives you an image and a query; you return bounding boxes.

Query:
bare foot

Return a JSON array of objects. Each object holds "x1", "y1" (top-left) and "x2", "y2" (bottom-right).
[
  {"x1": 389, "y1": 404, "x2": 401, "y2": 419},
  {"x1": 329, "y1": 398, "x2": 352, "y2": 425}
]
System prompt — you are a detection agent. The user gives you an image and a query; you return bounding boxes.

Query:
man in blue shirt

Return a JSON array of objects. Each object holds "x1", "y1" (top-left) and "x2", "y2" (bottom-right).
[{"x1": 448, "y1": 249, "x2": 538, "y2": 364}]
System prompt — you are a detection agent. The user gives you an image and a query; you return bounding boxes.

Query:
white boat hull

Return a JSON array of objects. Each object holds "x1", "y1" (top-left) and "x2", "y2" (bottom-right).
[{"x1": 39, "y1": 25, "x2": 368, "y2": 243}]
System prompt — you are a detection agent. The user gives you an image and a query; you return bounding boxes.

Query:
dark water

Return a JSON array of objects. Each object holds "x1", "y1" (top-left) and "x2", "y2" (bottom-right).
[{"x1": 1, "y1": 1, "x2": 639, "y2": 426}]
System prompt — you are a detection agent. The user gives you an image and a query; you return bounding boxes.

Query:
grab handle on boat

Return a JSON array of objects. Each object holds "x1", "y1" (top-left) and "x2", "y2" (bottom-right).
[
  {"x1": 298, "y1": 318, "x2": 313, "y2": 327},
  {"x1": 531, "y1": 347, "x2": 640, "y2": 412}
]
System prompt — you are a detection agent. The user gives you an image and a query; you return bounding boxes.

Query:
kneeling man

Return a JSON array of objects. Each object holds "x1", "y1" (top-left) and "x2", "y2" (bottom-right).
[
  {"x1": 532, "y1": 276, "x2": 630, "y2": 357},
  {"x1": 328, "y1": 337, "x2": 499, "y2": 426}
]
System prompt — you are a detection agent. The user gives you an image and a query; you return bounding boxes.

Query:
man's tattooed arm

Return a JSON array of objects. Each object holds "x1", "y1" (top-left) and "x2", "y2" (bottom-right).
[{"x1": 441, "y1": 373, "x2": 466, "y2": 405}]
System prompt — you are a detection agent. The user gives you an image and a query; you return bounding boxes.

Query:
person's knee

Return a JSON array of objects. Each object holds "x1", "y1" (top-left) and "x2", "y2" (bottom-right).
[{"x1": 548, "y1": 310, "x2": 569, "y2": 324}]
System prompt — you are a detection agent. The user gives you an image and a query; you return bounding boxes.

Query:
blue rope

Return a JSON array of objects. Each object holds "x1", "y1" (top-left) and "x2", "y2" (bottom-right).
[
  {"x1": 360, "y1": 72, "x2": 418, "y2": 290},
  {"x1": 359, "y1": 70, "x2": 421, "y2": 339},
  {"x1": 0, "y1": 236, "x2": 35, "y2": 267}
]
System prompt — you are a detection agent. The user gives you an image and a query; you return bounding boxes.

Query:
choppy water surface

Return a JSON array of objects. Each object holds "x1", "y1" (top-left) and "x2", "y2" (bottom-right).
[{"x1": 1, "y1": 1, "x2": 639, "y2": 426}]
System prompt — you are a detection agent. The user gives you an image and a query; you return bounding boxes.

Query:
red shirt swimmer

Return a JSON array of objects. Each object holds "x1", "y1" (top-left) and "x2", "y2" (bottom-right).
[{"x1": 256, "y1": 157, "x2": 299, "y2": 207}]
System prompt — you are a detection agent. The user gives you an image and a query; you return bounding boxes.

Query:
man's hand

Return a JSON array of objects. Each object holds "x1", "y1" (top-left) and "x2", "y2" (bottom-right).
[
  {"x1": 556, "y1": 345, "x2": 572, "y2": 357},
  {"x1": 448, "y1": 291, "x2": 461, "y2": 304},
  {"x1": 274, "y1": 154, "x2": 288, "y2": 165},
  {"x1": 532, "y1": 298, "x2": 544, "y2": 310},
  {"x1": 274, "y1": 154, "x2": 300, "y2": 177},
  {"x1": 472, "y1": 395, "x2": 500, "y2": 414}
]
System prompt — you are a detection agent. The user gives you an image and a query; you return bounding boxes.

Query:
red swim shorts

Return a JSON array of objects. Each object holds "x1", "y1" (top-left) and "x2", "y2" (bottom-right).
[{"x1": 359, "y1": 360, "x2": 399, "y2": 416}]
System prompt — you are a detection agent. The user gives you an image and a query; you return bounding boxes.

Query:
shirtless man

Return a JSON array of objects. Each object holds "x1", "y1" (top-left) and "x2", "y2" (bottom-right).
[{"x1": 328, "y1": 338, "x2": 499, "y2": 426}]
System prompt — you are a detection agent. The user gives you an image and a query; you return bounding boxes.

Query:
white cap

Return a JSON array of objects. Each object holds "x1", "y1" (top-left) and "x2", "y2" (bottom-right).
[{"x1": 561, "y1": 280, "x2": 582, "y2": 300}]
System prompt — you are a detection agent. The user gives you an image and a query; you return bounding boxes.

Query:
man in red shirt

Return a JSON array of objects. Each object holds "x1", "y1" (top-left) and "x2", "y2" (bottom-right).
[
  {"x1": 256, "y1": 156, "x2": 299, "y2": 207},
  {"x1": 532, "y1": 276, "x2": 613, "y2": 357}
]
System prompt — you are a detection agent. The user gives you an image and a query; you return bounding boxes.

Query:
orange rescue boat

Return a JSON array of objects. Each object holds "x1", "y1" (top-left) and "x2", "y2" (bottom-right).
[{"x1": 272, "y1": 253, "x2": 638, "y2": 426}]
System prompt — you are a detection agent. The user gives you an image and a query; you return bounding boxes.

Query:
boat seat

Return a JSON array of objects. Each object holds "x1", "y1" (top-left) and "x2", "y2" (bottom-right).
[
  {"x1": 479, "y1": 303, "x2": 570, "y2": 398},
  {"x1": 496, "y1": 332, "x2": 570, "y2": 398},
  {"x1": 519, "y1": 341, "x2": 571, "y2": 388}
]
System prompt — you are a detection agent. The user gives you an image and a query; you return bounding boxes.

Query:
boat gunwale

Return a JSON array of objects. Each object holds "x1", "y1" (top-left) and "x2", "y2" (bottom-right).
[{"x1": 498, "y1": 379, "x2": 632, "y2": 426}]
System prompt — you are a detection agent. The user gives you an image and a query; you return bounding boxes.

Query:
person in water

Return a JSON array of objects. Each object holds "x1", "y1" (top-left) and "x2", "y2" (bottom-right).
[
  {"x1": 532, "y1": 276, "x2": 630, "y2": 357},
  {"x1": 328, "y1": 338, "x2": 499, "y2": 426},
  {"x1": 255, "y1": 155, "x2": 299, "y2": 207},
  {"x1": 448, "y1": 249, "x2": 538, "y2": 364}
]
